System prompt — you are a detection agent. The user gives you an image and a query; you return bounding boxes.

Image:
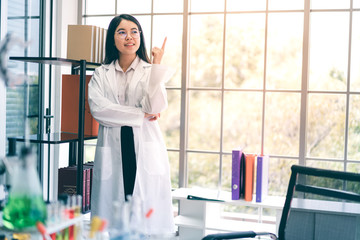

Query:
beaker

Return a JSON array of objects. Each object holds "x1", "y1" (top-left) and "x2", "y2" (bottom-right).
[{"x1": 2, "y1": 146, "x2": 47, "y2": 230}]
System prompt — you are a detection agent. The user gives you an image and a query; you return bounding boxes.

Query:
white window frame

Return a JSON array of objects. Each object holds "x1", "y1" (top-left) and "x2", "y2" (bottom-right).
[{"x1": 82, "y1": 0, "x2": 360, "y2": 192}]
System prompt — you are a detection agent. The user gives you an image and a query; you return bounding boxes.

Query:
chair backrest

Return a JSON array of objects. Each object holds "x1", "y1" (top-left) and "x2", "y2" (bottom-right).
[{"x1": 278, "y1": 165, "x2": 360, "y2": 240}]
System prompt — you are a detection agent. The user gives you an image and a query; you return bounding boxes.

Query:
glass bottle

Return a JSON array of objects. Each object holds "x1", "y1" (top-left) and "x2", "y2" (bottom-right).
[{"x1": 2, "y1": 146, "x2": 47, "y2": 230}]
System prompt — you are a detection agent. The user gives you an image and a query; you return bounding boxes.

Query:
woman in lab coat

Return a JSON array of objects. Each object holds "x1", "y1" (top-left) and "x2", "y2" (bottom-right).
[{"x1": 88, "y1": 14, "x2": 175, "y2": 235}]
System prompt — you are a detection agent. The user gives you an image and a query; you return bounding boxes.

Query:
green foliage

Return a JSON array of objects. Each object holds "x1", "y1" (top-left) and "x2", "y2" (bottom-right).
[{"x1": 329, "y1": 68, "x2": 346, "y2": 83}]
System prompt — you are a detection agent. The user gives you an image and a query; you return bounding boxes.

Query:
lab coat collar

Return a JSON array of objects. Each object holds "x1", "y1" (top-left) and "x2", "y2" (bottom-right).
[
  {"x1": 103, "y1": 57, "x2": 151, "y2": 105},
  {"x1": 114, "y1": 56, "x2": 141, "y2": 73}
]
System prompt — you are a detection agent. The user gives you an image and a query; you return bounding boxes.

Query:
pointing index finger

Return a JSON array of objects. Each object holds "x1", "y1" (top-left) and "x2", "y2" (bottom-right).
[{"x1": 161, "y1": 37, "x2": 167, "y2": 50}]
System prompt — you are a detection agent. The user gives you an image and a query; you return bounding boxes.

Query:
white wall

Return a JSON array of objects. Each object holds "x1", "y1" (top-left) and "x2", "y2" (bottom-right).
[
  {"x1": 54, "y1": 0, "x2": 79, "y2": 132},
  {"x1": 0, "y1": 0, "x2": 8, "y2": 158},
  {"x1": 55, "y1": 0, "x2": 79, "y2": 60},
  {"x1": 54, "y1": 0, "x2": 79, "y2": 162},
  {"x1": 47, "y1": 0, "x2": 79, "y2": 201}
]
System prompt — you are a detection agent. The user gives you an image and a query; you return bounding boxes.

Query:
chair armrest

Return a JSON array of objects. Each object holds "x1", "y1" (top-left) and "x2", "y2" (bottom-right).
[{"x1": 202, "y1": 231, "x2": 257, "y2": 240}]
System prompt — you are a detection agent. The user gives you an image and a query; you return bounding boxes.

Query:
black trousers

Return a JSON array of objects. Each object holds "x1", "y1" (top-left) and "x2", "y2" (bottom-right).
[{"x1": 121, "y1": 126, "x2": 137, "y2": 201}]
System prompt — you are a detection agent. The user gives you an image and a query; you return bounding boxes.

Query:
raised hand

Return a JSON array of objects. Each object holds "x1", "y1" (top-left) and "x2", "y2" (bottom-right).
[{"x1": 152, "y1": 37, "x2": 167, "y2": 64}]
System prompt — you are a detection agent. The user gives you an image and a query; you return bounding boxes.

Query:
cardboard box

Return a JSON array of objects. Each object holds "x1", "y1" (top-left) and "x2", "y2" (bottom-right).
[{"x1": 67, "y1": 25, "x2": 95, "y2": 62}]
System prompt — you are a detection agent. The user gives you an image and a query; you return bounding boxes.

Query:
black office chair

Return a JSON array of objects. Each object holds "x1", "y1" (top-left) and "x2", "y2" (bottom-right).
[{"x1": 202, "y1": 164, "x2": 360, "y2": 240}]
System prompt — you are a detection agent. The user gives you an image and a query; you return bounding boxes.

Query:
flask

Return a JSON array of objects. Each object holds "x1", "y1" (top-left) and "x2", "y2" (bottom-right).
[
  {"x1": 2, "y1": 146, "x2": 47, "y2": 230},
  {"x1": 108, "y1": 200, "x2": 129, "y2": 240}
]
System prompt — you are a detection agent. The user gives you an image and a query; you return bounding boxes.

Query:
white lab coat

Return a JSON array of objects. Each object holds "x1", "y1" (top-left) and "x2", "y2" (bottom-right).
[{"x1": 88, "y1": 58, "x2": 175, "y2": 235}]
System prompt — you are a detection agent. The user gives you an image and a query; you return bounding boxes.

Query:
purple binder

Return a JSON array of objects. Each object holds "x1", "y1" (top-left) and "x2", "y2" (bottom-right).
[
  {"x1": 256, "y1": 155, "x2": 269, "y2": 202},
  {"x1": 232, "y1": 149, "x2": 245, "y2": 200}
]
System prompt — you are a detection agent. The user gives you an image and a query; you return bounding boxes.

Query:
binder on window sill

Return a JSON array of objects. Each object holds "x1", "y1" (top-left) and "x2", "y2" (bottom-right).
[
  {"x1": 232, "y1": 148, "x2": 246, "y2": 200},
  {"x1": 244, "y1": 154, "x2": 256, "y2": 202},
  {"x1": 256, "y1": 155, "x2": 269, "y2": 203}
]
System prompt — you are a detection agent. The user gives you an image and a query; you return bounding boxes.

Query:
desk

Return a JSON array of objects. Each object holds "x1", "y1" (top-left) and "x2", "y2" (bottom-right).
[
  {"x1": 172, "y1": 188, "x2": 284, "y2": 240},
  {"x1": 285, "y1": 198, "x2": 360, "y2": 240}
]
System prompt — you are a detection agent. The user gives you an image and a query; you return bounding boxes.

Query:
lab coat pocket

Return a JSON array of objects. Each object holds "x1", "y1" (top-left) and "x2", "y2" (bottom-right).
[
  {"x1": 142, "y1": 142, "x2": 166, "y2": 176},
  {"x1": 93, "y1": 146, "x2": 113, "y2": 181}
]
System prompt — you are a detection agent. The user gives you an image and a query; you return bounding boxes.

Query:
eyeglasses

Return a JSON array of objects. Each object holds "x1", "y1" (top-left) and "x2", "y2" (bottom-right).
[{"x1": 115, "y1": 29, "x2": 141, "y2": 39}]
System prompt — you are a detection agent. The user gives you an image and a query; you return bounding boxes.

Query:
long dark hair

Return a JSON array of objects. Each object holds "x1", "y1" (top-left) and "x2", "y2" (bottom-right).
[{"x1": 103, "y1": 14, "x2": 150, "y2": 64}]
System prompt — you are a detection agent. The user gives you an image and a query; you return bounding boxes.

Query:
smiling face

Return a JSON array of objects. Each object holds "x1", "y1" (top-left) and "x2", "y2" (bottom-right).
[{"x1": 114, "y1": 19, "x2": 141, "y2": 59}]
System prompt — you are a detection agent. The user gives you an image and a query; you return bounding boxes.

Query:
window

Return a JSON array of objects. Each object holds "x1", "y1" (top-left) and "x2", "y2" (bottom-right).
[
  {"x1": 83, "y1": 0, "x2": 360, "y2": 196},
  {"x1": 6, "y1": 0, "x2": 41, "y2": 152}
]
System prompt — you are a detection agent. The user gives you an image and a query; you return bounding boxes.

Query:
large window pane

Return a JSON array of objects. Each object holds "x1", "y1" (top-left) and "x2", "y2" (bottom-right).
[
  {"x1": 311, "y1": 0, "x2": 350, "y2": 9},
  {"x1": 223, "y1": 91, "x2": 262, "y2": 153},
  {"x1": 159, "y1": 90, "x2": 181, "y2": 149},
  {"x1": 300, "y1": 162, "x2": 351, "y2": 200},
  {"x1": 188, "y1": 91, "x2": 221, "y2": 151},
  {"x1": 8, "y1": 19, "x2": 26, "y2": 56},
  {"x1": 267, "y1": 13, "x2": 303, "y2": 90},
  {"x1": 309, "y1": 12, "x2": 349, "y2": 91},
  {"x1": 350, "y1": 12, "x2": 360, "y2": 91},
  {"x1": 8, "y1": 19, "x2": 39, "y2": 57},
  {"x1": 347, "y1": 95, "x2": 360, "y2": 160},
  {"x1": 86, "y1": 0, "x2": 115, "y2": 15},
  {"x1": 85, "y1": 140, "x2": 97, "y2": 162},
  {"x1": 85, "y1": 16, "x2": 114, "y2": 29},
  {"x1": 8, "y1": 0, "x2": 25, "y2": 17},
  {"x1": 190, "y1": 15, "x2": 223, "y2": 88},
  {"x1": 226, "y1": 0, "x2": 266, "y2": 11},
  {"x1": 268, "y1": 158, "x2": 298, "y2": 196},
  {"x1": 306, "y1": 160, "x2": 343, "y2": 171},
  {"x1": 134, "y1": 16, "x2": 152, "y2": 58},
  {"x1": 28, "y1": 83, "x2": 39, "y2": 116},
  {"x1": 6, "y1": 87, "x2": 26, "y2": 137},
  {"x1": 188, "y1": 153, "x2": 219, "y2": 189},
  {"x1": 153, "y1": 15, "x2": 183, "y2": 87},
  {"x1": 154, "y1": 0, "x2": 183, "y2": 13},
  {"x1": 168, "y1": 151, "x2": 179, "y2": 188},
  {"x1": 7, "y1": 10, "x2": 40, "y2": 144},
  {"x1": 225, "y1": 13, "x2": 265, "y2": 89},
  {"x1": 7, "y1": 2, "x2": 40, "y2": 124},
  {"x1": 264, "y1": 93, "x2": 301, "y2": 156},
  {"x1": 221, "y1": 154, "x2": 232, "y2": 192},
  {"x1": 30, "y1": 0, "x2": 40, "y2": 16},
  {"x1": 347, "y1": 162, "x2": 360, "y2": 173},
  {"x1": 29, "y1": 19, "x2": 40, "y2": 57},
  {"x1": 117, "y1": 0, "x2": 152, "y2": 14},
  {"x1": 268, "y1": 0, "x2": 304, "y2": 10},
  {"x1": 8, "y1": 0, "x2": 39, "y2": 17},
  {"x1": 307, "y1": 94, "x2": 346, "y2": 159},
  {"x1": 355, "y1": 0, "x2": 360, "y2": 8},
  {"x1": 190, "y1": 0, "x2": 224, "y2": 12},
  {"x1": 28, "y1": 117, "x2": 38, "y2": 135},
  {"x1": 28, "y1": 63, "x2": 39, "y2": 78},
  {"x1": 7, "y1": 65, "x2": 39, "y2": 134}
]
